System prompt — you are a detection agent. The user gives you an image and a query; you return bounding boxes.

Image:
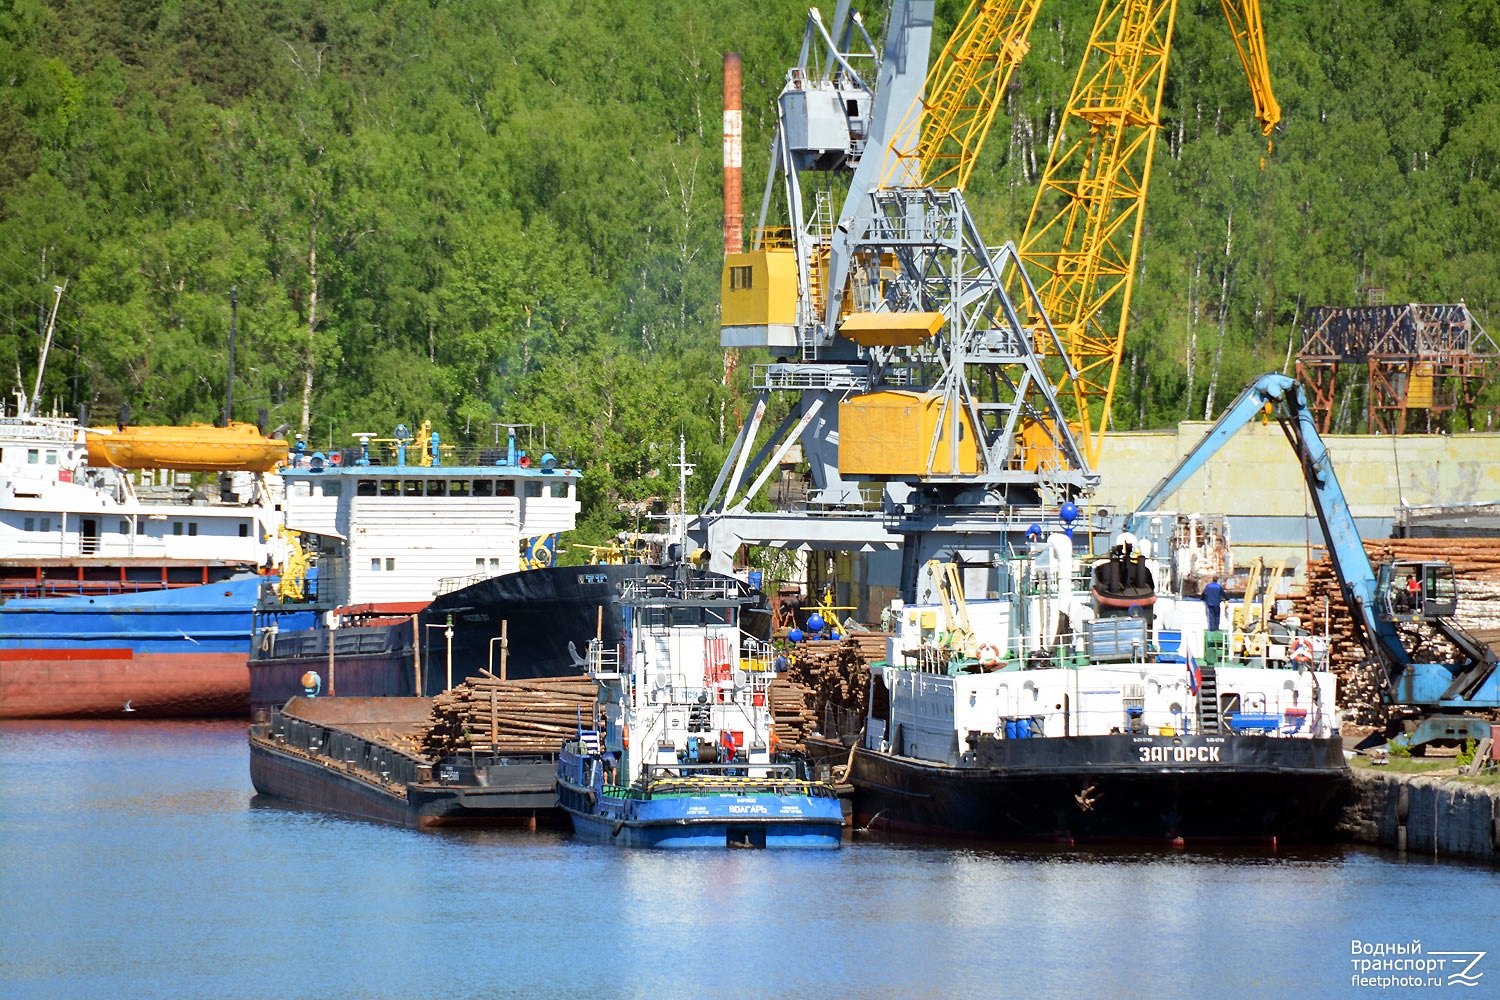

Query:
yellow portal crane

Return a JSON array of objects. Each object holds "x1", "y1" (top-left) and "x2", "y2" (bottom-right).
[
  {"x1": 1017, "y1": 0, "x2": 1280, "y2": 467},
  {"x1": 897, "y1": 0, "x2": 1046, "y2": 191}
]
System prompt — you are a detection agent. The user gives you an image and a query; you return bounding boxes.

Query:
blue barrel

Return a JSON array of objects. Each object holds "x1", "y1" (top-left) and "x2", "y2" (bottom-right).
[
  {"x1": 1004, "y1": 719, "x2": 1018, "y2": 739},
  {"x1": 1014, "y1": 718, "x2": 1031, "y2": 739}
]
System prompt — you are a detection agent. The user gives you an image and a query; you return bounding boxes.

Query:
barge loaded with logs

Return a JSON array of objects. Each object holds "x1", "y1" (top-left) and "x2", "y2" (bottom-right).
[{"x1": 249, "y1": 675, "x2": 598, "y2": 828}]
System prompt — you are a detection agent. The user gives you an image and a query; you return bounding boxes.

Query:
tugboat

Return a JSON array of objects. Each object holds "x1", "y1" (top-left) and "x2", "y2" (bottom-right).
[{"x1": 556, "y1": 570, "x2": 844, "y2": 848}]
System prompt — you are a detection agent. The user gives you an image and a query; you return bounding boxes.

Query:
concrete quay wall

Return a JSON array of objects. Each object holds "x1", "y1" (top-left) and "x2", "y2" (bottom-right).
[
  {"x1": 1094, "y1": 422, "x2": 1500, "y2": 519},
  {"x1": 1336, "y1": 768, "x2": 1500, "y2": 863}
]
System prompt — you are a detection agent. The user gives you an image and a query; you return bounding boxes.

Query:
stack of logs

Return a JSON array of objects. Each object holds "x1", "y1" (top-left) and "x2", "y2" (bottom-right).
[
  {"x1": 766, "y1": 679, "x2": 819, "y2": 754},
  {"x1": 768, "y1": 631, "x2": 890, "y2": 750},
  {"x1": 1289, "y1": 537, "x2": 1500, "y2": 726},
  {"x1": 418, "y1": 673, "x2": 597, "y2": 757}
]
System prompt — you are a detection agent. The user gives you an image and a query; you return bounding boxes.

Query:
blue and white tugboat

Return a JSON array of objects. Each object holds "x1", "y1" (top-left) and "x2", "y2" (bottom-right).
[{"x1": 557, "y1": 570, "x2": 843, "y2": 849}]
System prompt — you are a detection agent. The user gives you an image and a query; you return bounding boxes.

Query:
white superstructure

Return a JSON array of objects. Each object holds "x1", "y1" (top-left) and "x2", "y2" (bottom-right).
[
  {"x1": 872, "y1": 548, "x2": 1339, "y2": 765},
  {"x1": 0, "y1": 412, "x2": 278, "y2": 574},
  {"x1": 278, "y1": 453, "x2": 582, "y2": 608}
]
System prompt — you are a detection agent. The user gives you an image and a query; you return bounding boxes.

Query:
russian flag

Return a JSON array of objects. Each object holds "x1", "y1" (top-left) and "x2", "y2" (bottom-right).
[{"x1": 1186, "y1": 649, "x2": 1202, "y2": 695}]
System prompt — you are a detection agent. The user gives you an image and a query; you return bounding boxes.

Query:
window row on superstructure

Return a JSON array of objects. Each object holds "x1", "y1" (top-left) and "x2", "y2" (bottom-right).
[{"x1": 310, "y1": 477, "x2": 572, "y2": 499}]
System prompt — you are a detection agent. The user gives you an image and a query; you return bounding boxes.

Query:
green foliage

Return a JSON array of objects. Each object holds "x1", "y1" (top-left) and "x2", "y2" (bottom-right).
[
  {"x1": 2, "y1": 0, "x2": 1499, "y2": 540},
  {"x1": 1456, "y1": 738, "x2": 1477, "y2": 768},
  {"x1": 1388, "y1": 739, "x2": 1412, "y2": 758}
]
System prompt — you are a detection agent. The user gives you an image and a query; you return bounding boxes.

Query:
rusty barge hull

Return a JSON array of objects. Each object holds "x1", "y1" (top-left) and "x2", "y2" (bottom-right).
[{"x1": 0, "y1": 649, "x2": 251, "y2": 718}]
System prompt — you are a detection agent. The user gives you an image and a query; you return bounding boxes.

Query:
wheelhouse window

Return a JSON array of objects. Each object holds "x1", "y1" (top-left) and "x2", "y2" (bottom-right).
[
  {"x1": 379, "y1": 479, "x2": 400, "y2": 497},
  {"x1": 119, "y1": 520, "x2": 129, "y2": 535},
  {"x1": 448, "y1": 480, "x2": 471, "y2": 498},
  {"x1": 524, "y1": 481, "x2": 543, "y2": 498},
  {"x1": 402, "y1": 480, "x2": 424, "y2": 497},
  {"x1": 549, "y1": 481, "x2": 569, "y2": 498},
  {"x1": 357, "y1": 480, "x2": 377, "y2": 497},
  {"x1": 321, "y1": 481, "x2": 343, "y2": 497},
  {"x1": 472, "y1": 480, "x2": 494, "y2": 497},
  {"x1": 497, "y1": 480, "x2": 516, "y2": 497},
  {"x1": 426, "y1": 480, "x2": 447, "y2": 497}
]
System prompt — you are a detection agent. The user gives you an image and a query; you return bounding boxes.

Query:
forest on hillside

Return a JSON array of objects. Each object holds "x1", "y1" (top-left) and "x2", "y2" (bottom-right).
[{"x1": 2, "y1": 0, "x2": 1498, "y2": 543}]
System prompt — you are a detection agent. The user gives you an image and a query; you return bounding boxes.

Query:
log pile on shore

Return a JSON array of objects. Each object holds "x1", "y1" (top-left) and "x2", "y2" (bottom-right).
[
  {"x1": 418, "y1": 674, "x2": 597, "y2": 757},
  {"x1": 1289, "y1": 538, "x2": 1500, "y2": 726}
]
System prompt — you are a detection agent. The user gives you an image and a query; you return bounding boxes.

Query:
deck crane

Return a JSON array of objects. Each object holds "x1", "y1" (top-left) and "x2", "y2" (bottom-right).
[
  {"x1": 1124, "y1": 373, "x2": 1499, "y2": 747},
  {"x1": 707, "y1": 0, "x2": 1096, "y2": 597},
  {"x1": 1015, "y1": 1, "x2": 1281, "y2": 468}
]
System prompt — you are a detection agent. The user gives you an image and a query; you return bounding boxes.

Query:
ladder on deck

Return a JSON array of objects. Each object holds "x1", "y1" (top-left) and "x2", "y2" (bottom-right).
[{"x1": 1196, "y1": 664, "x2": 1221, "y2": 734}]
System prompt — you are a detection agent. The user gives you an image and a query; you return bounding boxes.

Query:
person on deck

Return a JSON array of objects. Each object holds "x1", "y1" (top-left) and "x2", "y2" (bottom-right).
[
  {"x1": 1202, "y1": 577, "x2": 1225, "y2": 633},
  {"x1": 1405, "y1": 573, "x2": 1421, "y2": 612}
]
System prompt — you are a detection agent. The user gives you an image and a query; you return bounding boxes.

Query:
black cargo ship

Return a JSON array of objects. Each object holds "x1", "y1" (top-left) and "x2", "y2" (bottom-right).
[
  {"x1": 850, "y1": 731, "x2": 1349, "y2": 844},
  {"x1": 251, "y1": 564, "x2": 767, "y2": 711}
]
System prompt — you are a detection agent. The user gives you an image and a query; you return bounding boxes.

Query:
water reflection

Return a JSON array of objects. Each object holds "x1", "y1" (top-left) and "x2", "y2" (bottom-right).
[{"x1": 1, "y1": 721, "x2": 1494, "y2": 1000}]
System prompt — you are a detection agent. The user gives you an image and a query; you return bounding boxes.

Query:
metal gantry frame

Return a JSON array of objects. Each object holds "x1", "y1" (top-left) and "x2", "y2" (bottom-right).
[
  {"x1": 702, "y1": 0, "x2": 1097, "y2": 581},
  {"x1": 1295, "y1": 303, "x2": 1499, "y2": 433}
]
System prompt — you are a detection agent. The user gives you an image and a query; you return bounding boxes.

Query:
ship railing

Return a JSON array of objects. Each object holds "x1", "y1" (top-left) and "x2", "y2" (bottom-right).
[
  {"x1": 268, "y1": 708, "x2": 426, "y2": 786},
  {"x1": 617, "y1": 575, "x2": 744, "y2": 604},
  {"x1": 299, "y1": 442, "x2": 580, "y2": 471},
  {"x1": 971, "y1": 705, "x2": 1333, "y2": 740},
  {"x1": 264, "y1": 627, "x2": 404, "y2": 660},
  {"x1": 0, "y1": 415, "x2": 80, "y2": 443},
  {"x1": 438, "y1": 572, "x2": 491, "y2": 595},
  {"x1": 612, "y1": 763, "x2": 835, "y2": 799},
  {"x1": 586, "y1": 639, "x2": 622, "y2": 675}
]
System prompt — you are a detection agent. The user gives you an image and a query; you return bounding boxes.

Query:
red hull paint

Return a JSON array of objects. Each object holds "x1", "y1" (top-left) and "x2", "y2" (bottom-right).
[{"x1": 0, "y1": 649, "x2": 250, "y2": 719}]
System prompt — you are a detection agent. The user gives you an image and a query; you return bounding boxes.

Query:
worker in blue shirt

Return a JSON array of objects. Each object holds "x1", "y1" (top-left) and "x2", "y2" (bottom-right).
[{"x1": 1202, "y1": 577, "x2": 1225, "y2": 633}]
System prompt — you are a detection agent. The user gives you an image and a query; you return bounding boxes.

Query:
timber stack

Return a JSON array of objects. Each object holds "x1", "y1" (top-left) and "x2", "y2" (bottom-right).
[
  {"x1": 1290, "y1": 538, "x2": 1500, "y2": 726},
  {"x1": 418, "y1": 674, "x2": 598, "y2": 757},
  {"x1": 767, "y1": 679, "x2": 819, "y2": 753},
  {"x1": 774, "y1": 632, "x2": 891, "y2": 737}
]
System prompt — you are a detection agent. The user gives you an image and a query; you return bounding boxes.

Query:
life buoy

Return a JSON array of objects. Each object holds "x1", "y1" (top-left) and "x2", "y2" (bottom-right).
[
  {"x1": 976, "y1": 643, "x2": 1001, "y2": 668},
  {"x1": 622, "y1": 723, "x2": 630, "y2": 749},
  {"x1": 1288, "y1": 636, "x2": 1315, "y2": 665}
]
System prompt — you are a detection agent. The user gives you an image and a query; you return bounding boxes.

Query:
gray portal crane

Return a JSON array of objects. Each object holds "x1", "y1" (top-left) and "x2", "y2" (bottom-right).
[{"x1": 704, "y1": 1, "x2": 1096, "y2": 602}]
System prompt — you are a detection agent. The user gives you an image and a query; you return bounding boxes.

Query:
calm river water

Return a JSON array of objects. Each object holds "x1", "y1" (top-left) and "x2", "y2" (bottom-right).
[{"x1": 1, "y1": 720, "x2": 1495, "y2": 1000}]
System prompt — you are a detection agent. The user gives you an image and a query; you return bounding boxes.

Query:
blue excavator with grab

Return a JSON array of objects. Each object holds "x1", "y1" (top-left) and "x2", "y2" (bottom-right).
[{"x1": 1124, "y1": 373, "x2": 1499, "y2": 749}]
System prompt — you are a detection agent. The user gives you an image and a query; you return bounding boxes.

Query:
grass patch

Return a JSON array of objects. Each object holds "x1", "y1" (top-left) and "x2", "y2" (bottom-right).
[{"x1": 1349, "y1": 757, "x2": 1500, "y2": 784}]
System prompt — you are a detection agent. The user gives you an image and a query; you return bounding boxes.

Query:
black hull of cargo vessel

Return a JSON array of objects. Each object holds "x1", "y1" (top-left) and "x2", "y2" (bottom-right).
[
  {"x1": 850, "y1": 734, "x2": 1349, "y2": 845},
  {"x1": 251, "y1": 565, "x2": 764, "y2": 711}
]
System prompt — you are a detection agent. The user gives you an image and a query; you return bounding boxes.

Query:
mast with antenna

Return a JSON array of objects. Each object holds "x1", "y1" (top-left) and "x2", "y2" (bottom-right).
[{"x1": 28, "y1": 281, "x2": 67, "y2": 416}]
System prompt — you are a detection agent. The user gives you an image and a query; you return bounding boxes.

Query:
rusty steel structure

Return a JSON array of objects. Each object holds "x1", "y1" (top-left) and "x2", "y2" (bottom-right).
[{"x1": 1294, "y1": 303, "x2": 1498, "y2": 433}]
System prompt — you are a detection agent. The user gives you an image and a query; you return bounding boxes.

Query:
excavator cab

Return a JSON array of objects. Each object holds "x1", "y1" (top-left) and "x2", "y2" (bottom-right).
[{"x1": 1375, "y1": 560, "x2": 1458, "y2": 623}]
